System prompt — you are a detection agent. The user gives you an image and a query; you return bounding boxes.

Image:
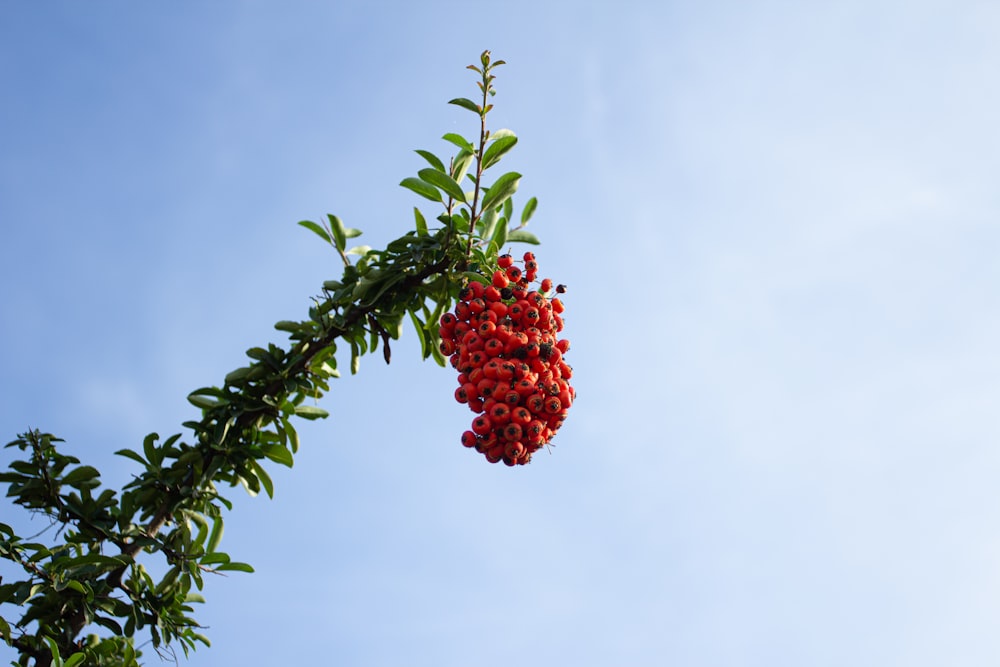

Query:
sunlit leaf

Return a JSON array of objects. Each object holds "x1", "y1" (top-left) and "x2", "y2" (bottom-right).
[
  {"x1": 442, "y1": 133, "x2": 474, "y2": 152},
  {"x1": 216, "y1": 562, "x2": 255, "y2": 573},
  {"x1": 415, "y1": 149, "x2": 445, "y2": 172},
  {"x1": 451, "y1": 149, "x2": 475, "y2": 183},
  {"x1": 262, "y1": 444, "x2": 294, "y2": 467},
  {"x1": 418, "y1": 168, "x2": 467, "y2": 203},
  {"x1": 400, "y1": 177, "x2": 442, "y2": 202},
  {"x1": 448, "y1": 97, "x2": 481, "y2": 114},
  {"x1": 297, "y1": 220, "x2": 332, "y2": 245},
  {"x1": 327, "y1": 214, "x2": 347, "y2": 251},
  {"x1": 250, "y1": 460, "x2": 274, "y2": 499},
  {"x1": 414, "y1": 207, "x2": 428, "y2": 236},
  {"x1": 507, "y1": 229, "x2": 541, "y2": 244},
  {"x1": 481, "y1": 172, "x2": 521, "y2": 211},
  {"x1": 294, "y1": 405, "x2": 329, "y2": 420},
  {"x1": 482, "y1": 135, "x2": 517, "y2": 170},
  {"x1": 520, "y1": 196, "x2": 538, "y2": 224},
  {"x1": 491, "y1": 217, "x2": 508, "y2": 249}
]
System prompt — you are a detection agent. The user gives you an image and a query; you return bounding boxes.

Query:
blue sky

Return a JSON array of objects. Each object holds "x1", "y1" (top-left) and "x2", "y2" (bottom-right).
[{"x1": 3, "y1": 1, "x2": 1000, "y2": 665}]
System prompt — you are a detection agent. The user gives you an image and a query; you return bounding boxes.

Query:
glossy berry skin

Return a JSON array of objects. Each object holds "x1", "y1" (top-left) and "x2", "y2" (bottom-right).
[{"x1": 444, "y1": 253, "x2": 572, "y2": 465}]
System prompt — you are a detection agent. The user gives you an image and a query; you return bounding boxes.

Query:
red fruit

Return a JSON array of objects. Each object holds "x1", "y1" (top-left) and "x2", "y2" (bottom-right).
[
  {"x1": 484, "y1": 338, "x2": 505, "y2": 356},
  {"x1": 525, "y1": 420, "x2": 545, "y2": 445},
  {"x1": 472, "y1": 414, "x2": 493, "y2": 436},
  {"x1": 489, "y1": 403, "x2": 511, "y2": 425},
  {"x1": 496, "y1": 362, "x2": 515, "y2": 382},
  {"x1": 504, "y1": 440, "x2": 525, "y2": 459},
  {"x1": 489, "y1": 301, "x2": 508, "y2": 318},
  {"x1": 511, "y1": 406, "x2": 532, "y2": 426},
  {"x1": 477, "y1": 378, "x2": 497, "y2": 399},
  {"x1": 485, "y1": 444, "x2": 504, "y2": 463},
  {"x1": 503, "y1": 422, "x2": 523, "y2": 443},
  {"x1": 482, "y1": 359, "x2": 500, "y2": 380},
  {"x1": 446, "y1": 251, "x2": 572, "y2": 463}
]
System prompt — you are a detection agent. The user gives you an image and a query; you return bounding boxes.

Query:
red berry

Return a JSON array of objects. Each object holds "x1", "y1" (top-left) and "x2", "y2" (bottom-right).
[{"x1": 471, "y1": 414, "x2": 493, "y2": 436}]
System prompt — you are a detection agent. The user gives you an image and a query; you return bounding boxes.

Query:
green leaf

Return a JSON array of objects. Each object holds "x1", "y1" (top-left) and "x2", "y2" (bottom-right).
[
  {"x1": 262, "y1": 443, "x2": 294, "y2": 467},
  {"x1": 200, "y1": 552, "x2": 230, "y2": 565},
  {"x1": 143, "y1": 432, "x2": 159, "y2": 465},
  {"x1": 327, "y1": 214, "x2": 347, "y2": 251},
  {"x1": 115, "y1": 448, "x2": 147, "y2": 466},
  {"x1": 294, "y1": 405, "x2": 329, "y2": 420},
  {"x1": 350, "y1": 340, "x2": 360, "y2": 375},
  {"x1": 451, "y1": 149, "x2": 475, "y2": 184},
  {"x1": 490, "y1": 128, "x2": 516, "y2": 142},
  {"x1": 274, "y1": 320, "x2": 305, "y2": 333},
  {"x1": 413, "y1": 207, "x2": 428, "y2": 236},
  {"x1": 506, "y1": 229, "x2": 541, "y2": 245},
  {"x1": 442, "y1": 133, "x2": 474, "y2": 152},
  {"x1": 216, "y1": 561, "x2": 254, "y2": 573},
  {"x1": 62, "y1": 465, "x2": 100, "y2": 488},
  {"x1": 65, "y1": 580, "x2": 88, "y2": 596},
  {"x1": 346, "y1": 245, "x2": 372, "y2": 257},
  {"x1": 399, "y1": 177, "x2": 442, "y2": 202},
  {"x1": 250, "y1": 460, "x2": 274, "y2": 499},
  {"x1": 297, "y1": 220, "x2": 332, "y2": 245},
  {"x1": 188, "y1": 394, "x2": 222, "y2": 410},
  {"x1": 482, "y1": 135, "x2": 517, "y2": 170},
  {"x1": 408, "y1": 309, "x2": 429, "y2": 359},
  {"x1": 44, "y1": 637, "x2": 61, "y2": 667},
  {"x1": 64, "y1": 654, "x2": 86, "y2": 667},
  {"x1": 207, "y1": 517, "x2": 224, "y2": 553},
  {"x1": 481, "y1": 172, "x2": 521, "y2": 211},
  {"x1": 448, "y1": 97, "x2": 481, "y2": 114},
  {"x1": 491, "y1": 217, "x2": 508, "y2": 249},
  {"x1": 418, "y1": 168, "x2": 466, "y2": 203},
  {"x1": 479, "y1": 205, "x2": 499, "y2": 244},
  {"x1": 521, "y1": 196, "x2": 538, "y2": 224},
  {"x1": 414, "y1": 149, "x2": 445, "y2": 172},
  {"x1": 225, "y1": 366, "x2": 252, "y2": 384}
]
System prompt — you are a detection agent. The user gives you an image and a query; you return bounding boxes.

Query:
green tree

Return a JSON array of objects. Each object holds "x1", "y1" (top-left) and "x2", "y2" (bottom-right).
[{"x1": 0, "y1": 51, "x2": 549, "y2": 666}]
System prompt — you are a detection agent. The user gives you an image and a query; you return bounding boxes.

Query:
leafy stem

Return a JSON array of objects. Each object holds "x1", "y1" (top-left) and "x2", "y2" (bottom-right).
[{"x1": 464, "y1": 50, "x2": 504, "y2": 260}]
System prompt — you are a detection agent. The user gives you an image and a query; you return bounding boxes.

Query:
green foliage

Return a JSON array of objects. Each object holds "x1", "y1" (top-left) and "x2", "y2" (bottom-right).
[{"x1": 1, "y1": 50, "x2": 540, "y2": 665}]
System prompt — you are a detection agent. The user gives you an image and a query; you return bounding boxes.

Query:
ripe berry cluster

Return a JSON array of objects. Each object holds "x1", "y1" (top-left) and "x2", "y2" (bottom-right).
[{"x1": 440, "y1": 251, "x2": 574, "y2": 466}]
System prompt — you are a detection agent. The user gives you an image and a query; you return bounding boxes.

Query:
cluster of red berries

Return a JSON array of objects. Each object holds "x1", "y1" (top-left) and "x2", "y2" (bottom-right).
[{"x1": 440, "y1": 251, "x2": 574, "y2": 466}]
